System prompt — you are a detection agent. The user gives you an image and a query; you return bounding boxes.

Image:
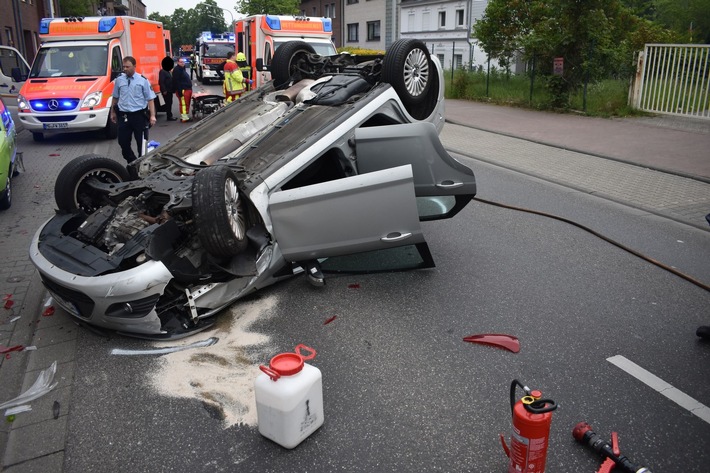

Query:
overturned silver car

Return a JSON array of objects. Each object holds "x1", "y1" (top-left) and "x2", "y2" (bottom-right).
[{"x1": 29, "y1": 40, "x2": 477, "y2": 339}]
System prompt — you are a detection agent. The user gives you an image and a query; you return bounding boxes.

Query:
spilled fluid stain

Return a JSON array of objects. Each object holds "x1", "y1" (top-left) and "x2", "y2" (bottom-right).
[{"x1": 149, "y1": 294, "x2": 278, "y2": 428}]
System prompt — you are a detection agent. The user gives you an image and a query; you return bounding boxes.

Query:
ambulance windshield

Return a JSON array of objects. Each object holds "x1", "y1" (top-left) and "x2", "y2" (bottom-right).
[
  {"x1": 274, "y1": 40, "x2": 337, "y2": 57},
  {"x1": 30, "y1": 46, "x2": 108, "y2": 78},
  {"x1": 203, "y1": 43, "x2": 235, "y2": 58}
]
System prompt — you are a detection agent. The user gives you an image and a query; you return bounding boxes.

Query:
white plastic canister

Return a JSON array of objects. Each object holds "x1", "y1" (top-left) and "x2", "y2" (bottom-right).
[{"x1": 254, "y1": 344, "x2": 324, "y2": 449}]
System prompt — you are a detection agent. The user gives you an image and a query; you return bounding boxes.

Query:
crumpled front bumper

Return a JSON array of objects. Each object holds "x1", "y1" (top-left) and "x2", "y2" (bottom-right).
[{"x1": 29, "y1": 221, "x2": 174, "y2": 336}]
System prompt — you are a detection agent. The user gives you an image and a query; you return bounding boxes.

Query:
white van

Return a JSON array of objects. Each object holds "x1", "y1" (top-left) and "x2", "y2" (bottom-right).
[{"x1": 0, "y1": 45, "x2": 31, "y2": 113}]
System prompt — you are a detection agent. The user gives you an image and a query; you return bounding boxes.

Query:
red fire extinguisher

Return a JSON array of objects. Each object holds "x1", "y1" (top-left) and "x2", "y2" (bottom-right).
[{"x1": 500, "y1": 379, "x2": 558, "y2": 473}]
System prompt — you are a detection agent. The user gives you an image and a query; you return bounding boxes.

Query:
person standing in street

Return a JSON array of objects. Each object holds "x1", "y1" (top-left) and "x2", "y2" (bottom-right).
[
  {"x1": 110, "y1": 56, "x2": 156, "y2": 167},
  {"x1": 190, "y1": 52, "x2": 197, "y2": 80},
  {"x1": 236, "y1": 52, "x2": 252, "y2": 92},
  {"x1": 223, "y1": 52, "x2": 249, "y2": 103},
  {"x1": 159, "y1": 57, "x2": 177, "y2": 121},
  {"x1": 173, "y1": 57, "x2": 193, "y2": 122}
]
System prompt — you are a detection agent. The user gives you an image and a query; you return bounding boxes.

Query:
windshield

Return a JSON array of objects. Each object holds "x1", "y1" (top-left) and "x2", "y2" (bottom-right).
[
  {"x1": 274, "y1": 40, "x2": 337, "y2": 57},
  {"x1": 30, "y1": 45, "x2": 108, "y2": 78},
  {"x1": 203, "y1": 43, "x2": 234, "y2": 58}
]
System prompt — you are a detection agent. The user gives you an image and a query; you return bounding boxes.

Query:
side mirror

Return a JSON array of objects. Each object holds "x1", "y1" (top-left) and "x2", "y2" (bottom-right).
[
  {"x1": 256, "y1": 58, "x2": 267, "y2": 72},
  {"x1": 11, "y1": 67, "x2": 27, "y2": 82}
]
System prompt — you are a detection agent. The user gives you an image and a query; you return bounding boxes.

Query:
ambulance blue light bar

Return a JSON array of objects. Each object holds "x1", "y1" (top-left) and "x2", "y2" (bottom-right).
[
  {"x1": 40, "y1": 19, "x2": 52, "y2": 34},
  {"x1": 98, "y1": 18, "x2": 117, "y2": 32}
]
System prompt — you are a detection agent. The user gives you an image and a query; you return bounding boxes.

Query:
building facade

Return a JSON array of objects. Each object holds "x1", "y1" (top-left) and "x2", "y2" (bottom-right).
[
  {"x1": 299, "y1": 0, "x2": 342, "y2": 48},
  {"x1": 2, "y1": 0, "x2": 60, "y2": 61},
  {"x1": 399, "y1": 0, "x2": 491, "y2": 71},
  {"x1": 341, "y1": 0, "x2": 398, "y2": 52},
  {"x1": 1, "y1": 0, "x2": 146, "y2": 65}
]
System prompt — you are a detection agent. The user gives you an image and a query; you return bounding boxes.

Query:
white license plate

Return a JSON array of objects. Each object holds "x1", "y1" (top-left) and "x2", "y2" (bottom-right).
[
  {"x1": 48, "y1": 291, "x2": 82, "y2": 318},
  {"x1": 43, "y1": 123, "x2": 69, "y2": 129}
]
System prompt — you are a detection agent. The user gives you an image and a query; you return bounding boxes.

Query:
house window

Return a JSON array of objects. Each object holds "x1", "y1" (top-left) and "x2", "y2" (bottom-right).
[
  {"x1": 301, "y1": 10, "x2": 306, "y2": 16},
  {"x1": 347, "y1": 24, "x2": 359, "y2": 42},
  {"x1": 347, "y1": 0, "x2": 358, "y2": 4},
  {"x1": 331, "y1": 3, "x2": 336, "y2": 19},
  {"x1": 437, "y1": 54, "x2": 445, "y2": 65},
  {"x1": 4, "y1": 28, "x2": 13, "y2": 47},
  {"x1": 454, "y1": 54, "x2": 463, "y2": 69},
  {"x1": 439, "y1": 11, "x2": 446, "y2": 28},
  {"x1": 312, "y1": 7, "x2": 317, "y2": 16},
  {"x1": 367, "y1": 21, "x2": 380, "y2": 41},
  {"x1": 456, "y1": 9, "x2": 464, "y2": 27},
  {"x1": 406, "y1": 13, "x2": 415, "y2": 33},
  {"x1": 325, "y1": 5, "x2": 330, "y2": 17},
  {"x1": 422, "y1": 12, "x2": 430, "y2": 30}
]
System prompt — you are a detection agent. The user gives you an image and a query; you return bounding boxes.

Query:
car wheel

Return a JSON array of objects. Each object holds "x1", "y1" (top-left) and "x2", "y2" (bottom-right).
[
  {"x1": 271, "y1": 41, "x2": 317, "y2": 90},
  {"x1": 382, "y1": 39, "x2": 437, "y2": 119},
  {"x1": 54, "y1": 155, "x2": 129, "y2": 213},
  {"x1": 32, "y1": 132, "x2": 44, "y2": 142},
  {"x1": 192, "y1": 165, "x2": 249, "y2": 258},
  {"x1": 0, "y1": 166, "x2": 12, "y2": 210},
  {"x1": 104, "y1": 113, "x2": 118, "y2": 139}
]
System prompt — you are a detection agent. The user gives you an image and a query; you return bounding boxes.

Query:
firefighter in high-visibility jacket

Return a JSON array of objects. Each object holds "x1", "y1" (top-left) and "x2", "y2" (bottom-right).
[
  {"x1": 236, "y1": 52, "x2": 252, "y2": 92},
  {"x1": 223, "y1": 52, "x2": 251, "y2": 103}
]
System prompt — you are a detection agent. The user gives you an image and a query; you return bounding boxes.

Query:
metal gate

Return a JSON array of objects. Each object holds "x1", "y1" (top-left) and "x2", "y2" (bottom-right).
[{"x1": 630, "y1": 44, "x2": 710, "y2": 120}]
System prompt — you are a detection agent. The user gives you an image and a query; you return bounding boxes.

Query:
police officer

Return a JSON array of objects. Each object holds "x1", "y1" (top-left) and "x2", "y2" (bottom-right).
[{"x1": 110, "y1": 56, "x2": 156, "y2": 166}]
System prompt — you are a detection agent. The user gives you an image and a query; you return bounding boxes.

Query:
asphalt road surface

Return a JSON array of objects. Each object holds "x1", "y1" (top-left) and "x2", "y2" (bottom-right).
[{"x1": 4, "y1": 83, "x2": 709, "y2": 472}]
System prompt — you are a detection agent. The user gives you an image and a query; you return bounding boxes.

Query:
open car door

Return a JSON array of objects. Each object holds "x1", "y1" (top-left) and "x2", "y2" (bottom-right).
[
  {"x1": 269, "y1": 165, "x2": 434, "y2": 270},
  {"x1": 354, "y1": 122, "x2": 477, "y2": 221}
]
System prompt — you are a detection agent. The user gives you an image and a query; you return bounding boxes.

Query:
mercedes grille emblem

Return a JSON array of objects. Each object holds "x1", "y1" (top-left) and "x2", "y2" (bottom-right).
[{"x1": 49, "y1": 99, "x2": 59, "y2": 111}]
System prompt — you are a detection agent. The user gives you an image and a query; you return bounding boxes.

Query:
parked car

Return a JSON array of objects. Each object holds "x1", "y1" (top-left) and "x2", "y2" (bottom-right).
[
  {"x1": 29, "y1": 39, "x2": 477, "y2": 339},
  {"x1": 0, "y1": 97, "x2": 19, "y2": 210}
]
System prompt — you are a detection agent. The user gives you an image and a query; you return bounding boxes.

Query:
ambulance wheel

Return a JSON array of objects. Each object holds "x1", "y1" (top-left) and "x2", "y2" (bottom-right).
[
  {"x1": 104, "y1": 114, "x2": 118, "y2": 139},
  {"x1": 192, "y1": 165, "x2": 249, "y2": 258},
  {"x1": 271, "y1": 41, "x2": 317, "y2": 90},
  {"x1": 382, "y1": 39, "x2": 438, "y2": 120},
  {"x1": 32, "y1": 132, "x2": 44, "y2": 142},
  {"x1": 55, "y1": 155, "x2": 129, "y2": 213}
]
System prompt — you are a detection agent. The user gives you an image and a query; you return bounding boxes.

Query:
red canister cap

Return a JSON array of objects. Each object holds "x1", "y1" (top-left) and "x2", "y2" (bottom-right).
[{"x1": 269, "y1": 352, "x2": 304, "y2": 376}]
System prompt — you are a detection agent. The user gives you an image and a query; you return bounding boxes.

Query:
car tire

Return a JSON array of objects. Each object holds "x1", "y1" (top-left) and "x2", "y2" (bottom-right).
[
  {"x1": 104, "y1": 113, "x2": 118, "y2": 139},
  {"x1": 192, "y1": 165, "x2": 249, "y2": 258},
  {"x1": 271, "y1": 41, "x2": 317, "y2": 90},
  {"x1": 54, "y1": 155, "x2": 129, "y2": 213},
  {"x1": 32, "y1": 132, "x2": 44, "y2": 142},
  {"x1": 382, "y1": 39, "x2": 437, "y2": 119},
  {"x1": 0, "y1": 165, "x2": 12, "y2": 210}
]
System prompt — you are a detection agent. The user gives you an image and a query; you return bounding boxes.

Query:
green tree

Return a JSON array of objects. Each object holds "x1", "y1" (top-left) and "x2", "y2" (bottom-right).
[
  {"x1": 59, "y1": 0, "x2": 93, "y2": 16},
  {"x1": 473, "y1": 0, "x2": 676, "y2": 92},
  {"x1": 655, "y1": 0, "x2": 710, "y2": 43},
  {"x1": 235, "y1": 0, "x2": 300, "y2": 16}
]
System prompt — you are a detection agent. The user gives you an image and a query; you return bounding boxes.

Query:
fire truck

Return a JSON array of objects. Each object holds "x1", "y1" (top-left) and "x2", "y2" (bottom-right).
[
  {"x1": 194, "y1": 31, "x2": 235, "y2": 84},
  {"x1": 234, "y1": 15, "x2": 337, "y2": 88}
]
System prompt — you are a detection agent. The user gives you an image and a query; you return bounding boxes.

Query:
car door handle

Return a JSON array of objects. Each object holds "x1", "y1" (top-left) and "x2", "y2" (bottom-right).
[
  {"x1": 381, "y1": 232, "x2": 412, "y2": 243},
  {"x1": 436, "y1": 180, "x2": 464, "y2": 189}
]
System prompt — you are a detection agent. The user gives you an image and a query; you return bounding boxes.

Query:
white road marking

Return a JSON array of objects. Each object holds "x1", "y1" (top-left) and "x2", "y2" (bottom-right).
[{"x1": 607, "y1": 355, "x2": 710, "y2": 424}]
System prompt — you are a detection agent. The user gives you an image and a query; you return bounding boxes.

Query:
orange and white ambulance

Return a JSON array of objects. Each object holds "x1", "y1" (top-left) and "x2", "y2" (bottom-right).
[
  {"x1": 17, "y1": 16, "x2": 170, "y2": 142},
  {"x1": 234, "y1": 15, "x2": 337, "y2": 88}
]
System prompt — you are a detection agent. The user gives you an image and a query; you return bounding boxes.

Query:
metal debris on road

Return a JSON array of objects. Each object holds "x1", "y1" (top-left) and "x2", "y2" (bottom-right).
[
  {"x1": 110, "y1": 337, "x2": 219, "y2": 356},
  {"x1": 0, "y1": 361, "x2": 58, "y2": 410}
]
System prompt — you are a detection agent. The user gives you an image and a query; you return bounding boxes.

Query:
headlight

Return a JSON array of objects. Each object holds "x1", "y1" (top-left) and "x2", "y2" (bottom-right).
[
  {"x1": 82, "y1": 91, "x2": 103, "y2": 108},
  {"x1": 17, "y1": 94, "x2": 28, "y2": 110}
]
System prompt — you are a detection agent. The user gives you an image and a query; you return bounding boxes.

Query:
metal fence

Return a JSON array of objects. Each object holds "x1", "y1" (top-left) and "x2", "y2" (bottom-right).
[{"x1": 630, "y1": 44, "x2": 710, "y2": 120}]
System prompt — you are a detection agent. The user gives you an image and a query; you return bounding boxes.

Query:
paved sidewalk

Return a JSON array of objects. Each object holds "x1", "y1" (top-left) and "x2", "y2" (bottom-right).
[
  {"x1": 1, "y1": 99, "x2": 709, "y2": 472},
  {"x1": 443, "y1": 100, "x2": 710, "y2": 231}
]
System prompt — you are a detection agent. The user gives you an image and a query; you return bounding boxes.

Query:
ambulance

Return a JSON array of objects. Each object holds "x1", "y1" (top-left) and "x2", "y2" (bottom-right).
[
  {"x1": 17, "y1": 16, "x2": 170, "y2": 142},
  {"x1": 234, "y1": 15, "x2": 337, "y2": 88},
  {"x1": 194, "y1": 31, "x2": 235, "y2": 84}
]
